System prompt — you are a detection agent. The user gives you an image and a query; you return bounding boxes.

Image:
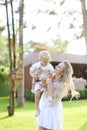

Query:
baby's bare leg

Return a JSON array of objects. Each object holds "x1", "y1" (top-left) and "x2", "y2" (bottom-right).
[
  {"x1": 32, "y1": 78, "x2": 35, "y2": 90},
  {"x1": 46, "y1": 78, "x2": 53, "y2": 101},
  {"x1": 35, "y1": 89, "x2": 40, "y2": 110}
]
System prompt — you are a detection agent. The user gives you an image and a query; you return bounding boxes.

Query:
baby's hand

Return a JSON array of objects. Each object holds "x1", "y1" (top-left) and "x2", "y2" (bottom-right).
[
  {"x1": 38, "y1": 68, "x2": 43, "y2": 74},
  {"x1": 35, "y1": 68, "x2": 42, "y2": 75}
]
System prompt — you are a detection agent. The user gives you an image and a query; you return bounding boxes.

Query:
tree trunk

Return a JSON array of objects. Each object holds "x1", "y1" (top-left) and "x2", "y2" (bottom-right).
[
  {"x1": 17, "y1": 0, "x2": 24, "y2": 107},
  {"x1": 7, "y1": 80, "x2": 15, "y2": 116},
  {"x1": 5, "y1": 0, "x2": 15, "y2": 116},
  {"x1": 10, "y1": 0, "x2": 16, "y2": 69},
  {"x1": 80, "y1": 0, "x2": 87, "y2": 55}
]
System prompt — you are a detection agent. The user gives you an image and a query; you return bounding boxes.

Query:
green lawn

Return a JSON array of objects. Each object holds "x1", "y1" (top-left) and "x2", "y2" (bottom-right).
[
  {"x1": 63, "y1": 100, "x2": 87, "y2": 130},
  {"x1": 0, "y1": 97, "x2": 87, "y2": 130}
]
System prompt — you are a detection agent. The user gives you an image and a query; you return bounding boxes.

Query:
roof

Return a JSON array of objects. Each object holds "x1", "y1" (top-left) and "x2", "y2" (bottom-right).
[{"x1": 24, "y1": 52, "x2": 87, "y2": 67}]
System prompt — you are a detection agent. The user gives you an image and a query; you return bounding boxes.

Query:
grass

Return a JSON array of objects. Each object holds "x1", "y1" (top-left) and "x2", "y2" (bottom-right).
[
  {"x1": 63, "y1": 100, "x2": 87, "y2": 130},
  {"x1": 0, "y1": 97, "x2": 87, "y2": 130}
]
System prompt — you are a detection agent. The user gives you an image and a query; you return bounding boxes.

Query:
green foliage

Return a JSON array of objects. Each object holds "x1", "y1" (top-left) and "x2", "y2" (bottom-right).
[
  {"x1": 0, "y1": 35, "x2": 20, "y2": 70},
  {"x1": 0, "y1": 66, "x2": 10, "y2": 97},
  {"x1": 24, "y1": 39, "x2": 69, "y2": 55},
  {"x1": 77, "y1": 89, "x2": 87, "y2": 99},
  {"x1": 0, "y1": 66, "x2": 9, "y2": 78},
  {"x1": 0, "y1": 36, "x2": 9, "y2": 66},
  {"x1": 85, "y1": 82, "x2": 87, "y2": 89},
  {"x1": 63, "y1": 88, "x2": 87, "y2": 101},
  {"x1": 24, "y1": 90, "x2": 35, "y2": 101},
  {"x1": 0, "y1": 75, "x2": 9, "y2": 97}
]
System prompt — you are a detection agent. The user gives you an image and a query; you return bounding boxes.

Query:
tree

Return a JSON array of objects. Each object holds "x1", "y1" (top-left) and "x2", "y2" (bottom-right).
[
  {"x1": 5, "y1": 0, "x2": 15, "y2": 116},
  {"x1": 17, "y1": 0, "x2": 24, "y2": 107},
  {"x1": 28, "y1": 39, "x2": 68, "y2": 54},
  {"x1": 80, "y1": 0, "x2": 87, "y2": 55},
  {"x1": 1, "y1": 0, "x2": 24, "y2": 111}
]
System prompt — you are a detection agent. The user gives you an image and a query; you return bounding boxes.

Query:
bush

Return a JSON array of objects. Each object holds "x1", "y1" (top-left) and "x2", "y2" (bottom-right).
[
  {"x1": 24, "y1": 90, "x2": 35, "y2": 101},
  {"x1": 77, "y1": 89, "x2": 87, "y2": 99},
  {"x1": 24, "y1": 88, "x2": 87, "y2": 102},
  {"x1": 63, "y1": 89, "x2": 87, "y2": 101},
  {"x1": 0, "y1": 73, "x2": 9, "y2": 97}
]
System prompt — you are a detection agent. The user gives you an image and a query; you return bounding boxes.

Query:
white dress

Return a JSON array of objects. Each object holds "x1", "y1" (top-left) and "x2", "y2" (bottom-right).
[{"x1": 37, "y1": 90, "x2": 63, "y2": 130}]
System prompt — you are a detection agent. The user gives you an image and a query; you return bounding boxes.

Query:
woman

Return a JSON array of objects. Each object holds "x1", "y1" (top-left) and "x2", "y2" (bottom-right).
[{"x1": 37, "y1": 60, "x2": 80, "y2": 130}]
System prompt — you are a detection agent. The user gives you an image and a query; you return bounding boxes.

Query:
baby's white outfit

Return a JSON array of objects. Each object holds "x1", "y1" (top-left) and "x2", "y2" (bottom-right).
[{"x1": 30, "y1": 61, "x2": 54, "y2": 93}]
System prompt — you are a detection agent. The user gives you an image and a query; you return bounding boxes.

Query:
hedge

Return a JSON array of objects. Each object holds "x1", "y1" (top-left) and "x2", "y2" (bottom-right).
[{"x1": 24, "y1": 88, "x2": 87, "y2": 102}]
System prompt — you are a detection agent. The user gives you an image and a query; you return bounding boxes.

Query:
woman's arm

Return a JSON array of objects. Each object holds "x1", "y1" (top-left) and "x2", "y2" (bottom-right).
[
  {"x1": 46, "y1": 78, "x2": 53, "y2": 97},
  {"x1": 70, "y1": 80, "x2": 80, "y2": 100}
]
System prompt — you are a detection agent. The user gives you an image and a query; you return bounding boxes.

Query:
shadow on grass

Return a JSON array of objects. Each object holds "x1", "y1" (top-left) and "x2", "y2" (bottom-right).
[
  {"x1": 80, "y1": 122, "x2": 87, "y2": 130},
  {"x1": 0, "y1": 115, "x2": 9, "y2": 120}
]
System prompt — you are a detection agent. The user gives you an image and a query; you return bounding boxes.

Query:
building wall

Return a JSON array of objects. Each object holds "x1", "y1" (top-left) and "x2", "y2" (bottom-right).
[
  {"x1": 72, "y1": 63, "x2": 87, "y2": 79},
  {"x1": 24, "y1": 64, "x2": 32, "y2": 90}
]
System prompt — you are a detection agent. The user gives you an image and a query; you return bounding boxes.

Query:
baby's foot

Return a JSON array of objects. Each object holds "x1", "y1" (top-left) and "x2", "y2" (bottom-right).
[
  {"x1": 31, "y1": 89, "x2": 35, "y2": 93},
  {"x1": 35, "y1": 110, "x2": 40, "y2": 117}
]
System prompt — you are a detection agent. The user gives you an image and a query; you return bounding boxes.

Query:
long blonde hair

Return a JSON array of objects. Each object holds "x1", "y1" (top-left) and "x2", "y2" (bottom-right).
[
  {"x1": 53, "y1": 61, "x2": 80, "y2": 100},
  {"x1": 58, "y1": 60, "x2": 73, "y2": 83}
]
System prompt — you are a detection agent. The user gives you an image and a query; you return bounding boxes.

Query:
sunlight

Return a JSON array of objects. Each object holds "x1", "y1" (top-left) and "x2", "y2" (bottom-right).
[
  {"x1": 0, "y1": 0, "x2": 86, "y2": 55},
  {"x1": 67, "y1": 38, "x2": 86, "y2": 55}
]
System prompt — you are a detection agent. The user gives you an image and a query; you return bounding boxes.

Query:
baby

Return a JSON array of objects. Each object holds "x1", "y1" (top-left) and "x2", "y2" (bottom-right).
[{"x1": 30, "y1": 50, "x2": 54, "y2": 116}]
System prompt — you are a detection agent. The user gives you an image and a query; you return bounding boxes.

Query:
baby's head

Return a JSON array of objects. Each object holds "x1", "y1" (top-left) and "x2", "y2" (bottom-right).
[{"x1": 39, "y1": 50, "x2": 51, "y2": 66}]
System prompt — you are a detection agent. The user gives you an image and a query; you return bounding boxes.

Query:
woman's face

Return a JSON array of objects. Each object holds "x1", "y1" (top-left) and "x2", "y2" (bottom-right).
[{"x1": 55, "y1": 62, "x2": 64, "y2": 76}]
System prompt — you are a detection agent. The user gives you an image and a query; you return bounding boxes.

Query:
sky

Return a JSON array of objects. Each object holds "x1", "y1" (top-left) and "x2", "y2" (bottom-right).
[{"x1": 0, "y1": 0, "x2": 86, "y2": 55}]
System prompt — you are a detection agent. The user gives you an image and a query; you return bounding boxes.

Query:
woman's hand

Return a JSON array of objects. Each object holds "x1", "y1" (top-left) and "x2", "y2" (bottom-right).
[
  {"x1": 71, "y1": 90, "x2": 80, "y2": 100},
  {"x1": 46, "y1": 78, "x2": 52, "y2": 85},
  {"x1": 74, "y1": 91, "x2": 80, "y2": 99},
  {"x1": 33, "y1": 68, "x2": 42, "y2": 80}
]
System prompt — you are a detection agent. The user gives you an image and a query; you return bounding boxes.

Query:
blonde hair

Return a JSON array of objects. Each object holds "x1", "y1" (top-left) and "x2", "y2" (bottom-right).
[
  {"x1": 61, "y1": 60, "x2": 73, "y2": 83},
  {"x1": 39, "y1": 50, "x2": 51, "y2": 60},
  {"x1": 53, "y1": 61, "x2": 80, "y2": 101}
]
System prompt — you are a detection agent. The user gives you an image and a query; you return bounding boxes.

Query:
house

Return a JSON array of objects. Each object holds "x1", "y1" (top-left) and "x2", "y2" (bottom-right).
[{"x1": 24, "y1": 52, "x2": 87, "y2": 90}]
